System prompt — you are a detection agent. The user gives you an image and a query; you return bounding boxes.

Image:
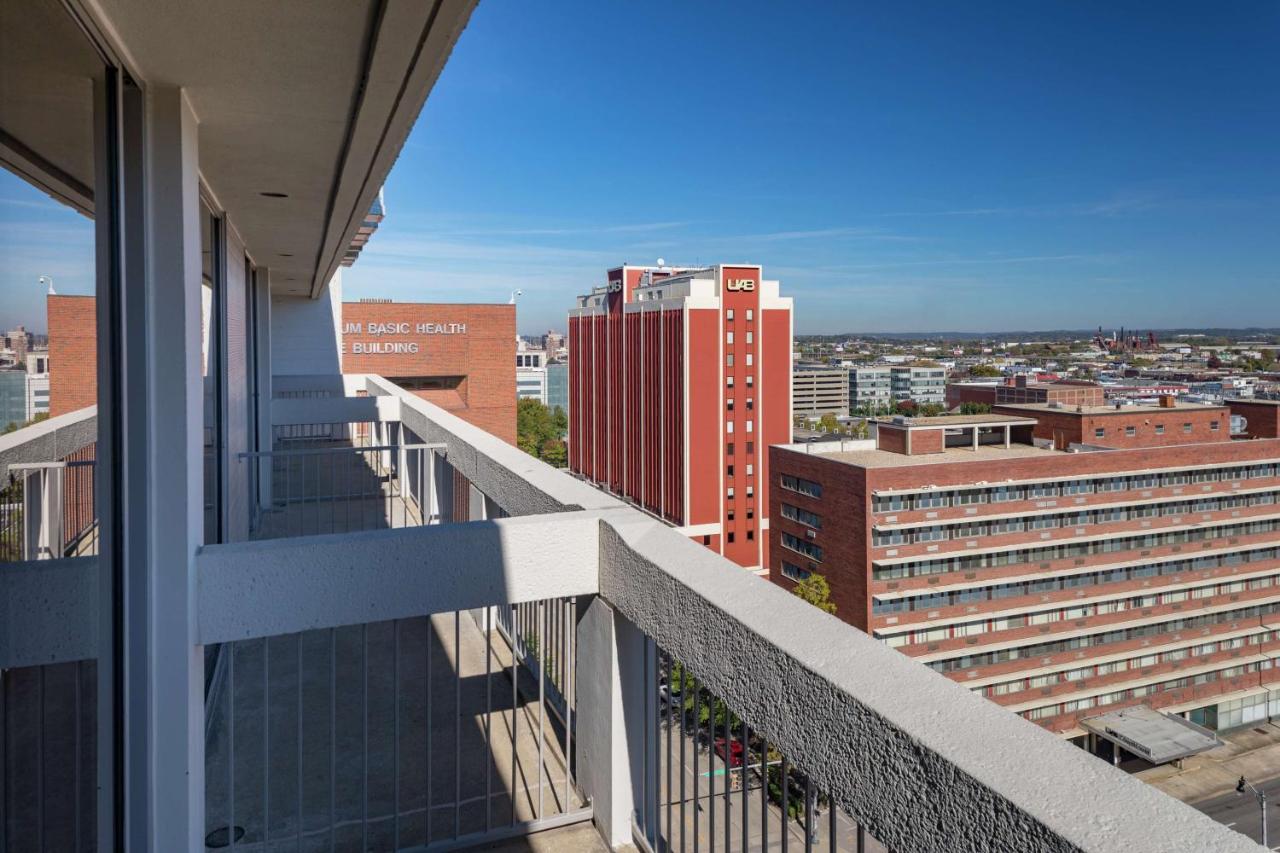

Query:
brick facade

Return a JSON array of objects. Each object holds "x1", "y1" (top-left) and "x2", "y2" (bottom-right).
[
  {"x1": 341, "y1": 302, "x2": 516, "y2": 444},
  {"x1": 47, "y1": 295, "x2": 98, "y2": 417},
  {"x1": 993, "y1": 403, "x2": 1230, "y2": 450},
  {"x1": 770, "y1": 411, "x2": 1280, "y2": 744}
]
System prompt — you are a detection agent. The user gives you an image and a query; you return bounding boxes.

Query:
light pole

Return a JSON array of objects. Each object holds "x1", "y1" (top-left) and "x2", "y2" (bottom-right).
[{"x1": 1237, "y1": 775, "x2": 1268, "y2": 847}]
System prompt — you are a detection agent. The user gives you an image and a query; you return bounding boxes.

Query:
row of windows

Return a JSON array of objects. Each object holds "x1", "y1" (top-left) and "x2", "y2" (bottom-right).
[
  {"x1": 871, "y1": 463, "x2": 1280, "y2": 513},
  {"x1": 781, "y1": 532, "x2": 823, "y2": 562},
  {"x1": 725, "y1": 308, "x2": 754, "y2": 322},
  {"x1": 982, "y1": 629, "x2": 1279, "y2": 698},
  {"x1": 725, "y1": 419, "x2": 754, "y2": 434},
  {"x1": 873, "y1": 546, "x2": 1280, "y2": 615},
  {"x1": 725, "y1": 485, "x2": 754, "y2": 499},
  {"x1": 871, "y1": 489, "x2": 1280, "y2": 547},
  {"x1": 1094, "y1": 421, "x2": 1213, "y2": 440},
  {"x1": 725, "y1": 331, "x2": 754, "y2": 345},
  {"x1": 780, "y1": 474, "x2": 822, "y2": 499},
  {"x1": 725, "y1": 353, "x2": 754, "y2": 367},
  {"x1": 725, "y1": 374, "x2": 753, "y2": 388},
  {"x1": 726, "y1": 398, "x2": 754, "y2": 412},
  {"x1": 780, "y1": 502, "x2": 822, "y2": 529},
  {"x1": 725, "y1": 463, "x2": 754, "y2": 478},
  {"x1": 781, "y1": 560, "x2": 811, "y2": 582},
  {"x1": 726, "y1": 442, "x2": 754, "y2": 456},
  {"x1": 926, "y1": 599, "x2": 1280, "y2": 674},
  {"x1": 882, "y1": 571, "x2": 1280, "y2": 648},
  {"x1": 873, "y1": 517, "x2": 1280, "y2": 581},
  {"x1": 1023, "y1": 658, "x2": 1273, "y2": 722}
]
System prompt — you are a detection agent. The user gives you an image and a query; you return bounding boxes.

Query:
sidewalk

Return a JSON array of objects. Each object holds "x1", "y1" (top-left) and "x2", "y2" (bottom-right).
[{"x1": 1138, "y1": 721, "x2": 1280, "y2": 803}]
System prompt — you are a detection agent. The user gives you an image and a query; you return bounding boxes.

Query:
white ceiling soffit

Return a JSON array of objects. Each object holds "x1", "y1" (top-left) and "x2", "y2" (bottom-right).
[{"x1": 88, "y1": 0, "x2": 477, "y2": 297}]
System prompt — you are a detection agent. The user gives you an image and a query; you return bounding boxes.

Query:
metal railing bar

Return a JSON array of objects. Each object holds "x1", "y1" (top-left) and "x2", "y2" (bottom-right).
[
  {"x1": 361, "y1": 624, "x2": 368, "y2": 853},
  {"x1": 228, "y1": 645, "x2": 236, "y2": 852},
  {"x1": 485, "y1": 607, "x2": 493, "y2": 834},
  {"x1": 565, "y1": 598, "x2": 574, "y2": 813},
  {"x1": 453, "y1": 611, "x2": 461, "y2": 840},
  {"x1": 329, "y1": 630, "x2": 337, "y2": 853},
  {"x1": 297, "y1": 632, "x2": 304, "y2": 851},
  {"x1": 510, "y1": 605, "x2": 518, "y2": 828},
  {"x1": 722, "y1": 710, "x2": 730, "y2": 853},
  {"x1": 693, "y1": 677, "x2": 700, "y2": 853},
  {"x1": 394, "y1": 620, "x2": 401, "y2": 852},
  {"x1": 263, "y1": 637, "x2": 270, "y2": 848},
  {"x1": 427, "y1": 614, "x2": 434, "y2": 845},
  {"x1": 422, "y1": 806, "x2": 593, "y2": 853},
  {"x1": 536, "y1": 600, "x2": 545, "y2": 822},
  {"x1": 239, "y1": 442, "x2": 444, "y2": 459}
]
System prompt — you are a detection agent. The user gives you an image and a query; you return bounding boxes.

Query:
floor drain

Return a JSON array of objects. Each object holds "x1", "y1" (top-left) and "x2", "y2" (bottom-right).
[
  {"x1": 205, "y1": 826, "x2": 245, "y2": 849},
  {"x1": 1255, "y1": 728, "x2": 1270, "y2": 735}
]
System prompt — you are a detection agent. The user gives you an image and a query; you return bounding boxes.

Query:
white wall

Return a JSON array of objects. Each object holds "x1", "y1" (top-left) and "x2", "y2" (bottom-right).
[{"x1": 270, "y1": 269, "x2": 343, "y2": 375}]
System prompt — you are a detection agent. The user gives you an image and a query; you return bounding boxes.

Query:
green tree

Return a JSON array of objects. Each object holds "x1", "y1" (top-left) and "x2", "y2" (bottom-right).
[
  {"x1": 517, "y1": 398, "x2": 563, "y2": 464},
  {"x1": 968, "y1": 364, "x2": 1002, "y2": 378},
  {"x1": 817, "y1": 413, "x2": 840, "y2": 434},
  {"x1": 791, "y1": 573, "x2": 837, "y2": 614},
  {"x1": 916, "y1": 402, "x2": 946, "y2": 417},
  {"x1": 959, "y1": 402, "x2": 992, "y2": 415},
  {"x1": 541, "y1": 438, "x2": 567, "y2": 468}
]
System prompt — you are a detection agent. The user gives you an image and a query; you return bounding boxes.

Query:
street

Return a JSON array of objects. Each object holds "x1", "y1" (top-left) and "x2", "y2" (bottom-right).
[{"x1": 1194, "y1": 774, "x2": 1280, "y2": 849}]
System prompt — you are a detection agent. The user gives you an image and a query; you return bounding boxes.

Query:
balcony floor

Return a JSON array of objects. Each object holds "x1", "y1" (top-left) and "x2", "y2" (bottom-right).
[{"x1": 203, "y1": 611, "x2": 584, "y2": 851}]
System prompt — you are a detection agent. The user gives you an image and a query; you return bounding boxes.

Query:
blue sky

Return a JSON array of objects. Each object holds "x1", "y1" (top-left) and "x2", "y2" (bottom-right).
[{"x1": 4, "y1": 2, "x2": 1277, "y2": 334}]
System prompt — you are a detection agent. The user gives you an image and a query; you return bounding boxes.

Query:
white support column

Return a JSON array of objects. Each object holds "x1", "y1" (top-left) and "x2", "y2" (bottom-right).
[
  {"x1": 254, "y1": 267, "x2": 273, "y2": 509},
  {"x1": 140, "y1": 85, "x2": 205, "y2": 852},
  {"x1": 576, "y1": 595, "x2": 647, "y2": 848}
]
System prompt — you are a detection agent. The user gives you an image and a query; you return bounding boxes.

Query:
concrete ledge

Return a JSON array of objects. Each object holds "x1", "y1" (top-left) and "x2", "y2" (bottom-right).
[
  {"x1": 0, "y1": 406, "x2": 96, "y2": 474},
  {"x1": 597, "y1": 511, "x2": 1260, "y2": 853},
  {"x1": 365, "y1": 374, "x2": 625, "y2": 516},
  {"x1": 197, "y1": 511, "x2": 602, "y2": 644},
  {"x1": 0, "y1": 557, "x2": 98, "y2": 668}
]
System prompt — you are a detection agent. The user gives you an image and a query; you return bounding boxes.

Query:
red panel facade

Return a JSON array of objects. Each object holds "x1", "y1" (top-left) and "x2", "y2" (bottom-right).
[{"x1": 569, "y1": 264, "x2": 791, "y2": 570}]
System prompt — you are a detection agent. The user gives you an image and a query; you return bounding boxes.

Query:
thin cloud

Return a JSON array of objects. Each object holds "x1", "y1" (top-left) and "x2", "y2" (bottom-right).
[{"x1": 441, "y1": 220, "x2": 693, "y2": 237}]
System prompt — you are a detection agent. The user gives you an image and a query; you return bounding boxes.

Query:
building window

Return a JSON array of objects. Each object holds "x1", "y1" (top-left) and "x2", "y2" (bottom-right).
[
  {"x1": 727, "y1": 442, "x2": 735, "y2": 455},
  {"x1": 781, "y1": 532, "x2": 822, "y2": 561},
  {"x1": 746, "y1": 442, "x2": 754, "y2": 454},
  {"x1": 747, "y1": 509, "x2": 754, "y2": 519},
  {"x1": 1094, "y1": 428, "x2": 1105, "y2": 439},
  {"x1": 728, "y1": 532, "x2": 735, "y2": 544},
  {"x1": 1183, "y1": 423, "x2": 1193, "y2": 433},
  {"x1": 727, "y1": 487, "x2": 735, "y2": 499},
  {"x1": 727, "y1": 309, "x2": 735, "y2": 321},
  {"x1": 1211, "y1": 420, "x2": 1221, "y2": 431},
  {"x1": 727, "y1": 464, "x2": 734, "y2": 477},
  {"x1": 745, "y1": 353, "x2": 754, "y2": 366},
  {"x1": 746, "y1": 375, "x2": 754, "y2": 387},
  {"x1": 746, "y1": 398, "x2": 754, "y2": 410},
  {"x1": 781, "y1": 502, "x2": 821, "y2": 528},
  {"x1": 781, "y1": 560, "x2": 810, "y2": 582},
  {"x1": 726, "y1": 421, "x2": 734, "y2": 433},
  {"x1": 727, "y1": 508, "x2": 735, "y2": 521},
  {"x1": 781, "y1": 474, "x2": 822, "y2": 498},
  {"x1": 727, "y1": 354, "x2": 735, "y2": 367},
  {"x1": 746, "y1": 463, "x2": 754, "y2": 476},
  {"x1": 1155, "y1": 424, "x2": 1165, "y2": 434},
  {"x1": 746, "y1": 309, "x2": 754, "y2": 321},
  {"x1": 703, "y1": 535, "x2": 711, "y2": 545},
  {"x1": 746, "y1": 485, "x2": 754, "y2": 497},
  {"x1": 727, "y1": 398, "x2": 735, "y2": 411},
  {"x1": 746, "y1": 420, "x2": 754, "y2": 433},
  {"x1": 726, "y1": 330, "x2": 735, "y2": 344},
  {"x1": 727, "y1": 375, "x2": 734, "y2": 387},
  {"x1": 1125, "y1": 425, "x2": 1136, "y2": 437},
  {"x1": 747, "y1": 529, "x2": 755, "y2": 541},
  {"x1": 745, "y1": 331, "x2": 754, "y2": 344}
]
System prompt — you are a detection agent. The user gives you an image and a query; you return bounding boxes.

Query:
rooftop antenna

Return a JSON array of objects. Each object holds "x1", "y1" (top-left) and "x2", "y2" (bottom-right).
[{"x1": 38, "y1": 276, "x2": 55, "y2": 295}]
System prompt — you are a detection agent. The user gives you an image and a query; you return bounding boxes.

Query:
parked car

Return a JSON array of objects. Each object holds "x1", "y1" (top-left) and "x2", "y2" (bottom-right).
[{"x1": 714, "y1": 736, "x2": 744, "y2": 767}]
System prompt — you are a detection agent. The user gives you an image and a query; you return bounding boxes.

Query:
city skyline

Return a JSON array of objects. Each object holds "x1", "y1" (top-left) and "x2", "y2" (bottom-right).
[{"x1": 3, "y1": 4, "x2": 1277, "y2": 336}]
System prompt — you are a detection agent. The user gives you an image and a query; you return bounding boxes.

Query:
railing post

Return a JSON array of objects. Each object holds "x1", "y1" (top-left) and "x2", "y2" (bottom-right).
[{"x1": 575, "y1": 595, "x2": 647, "y2": 849}]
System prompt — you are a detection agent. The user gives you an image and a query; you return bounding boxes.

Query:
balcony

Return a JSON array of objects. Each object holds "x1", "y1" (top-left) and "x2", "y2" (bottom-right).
[{"x1": 2, "y1": 374, "x2": 1262, "y2": 852}]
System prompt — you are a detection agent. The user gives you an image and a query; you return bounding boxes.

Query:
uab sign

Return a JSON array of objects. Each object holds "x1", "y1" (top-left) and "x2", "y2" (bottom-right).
[{"x1": 726, "y1": 278, "x2": 756, "y2": 292}]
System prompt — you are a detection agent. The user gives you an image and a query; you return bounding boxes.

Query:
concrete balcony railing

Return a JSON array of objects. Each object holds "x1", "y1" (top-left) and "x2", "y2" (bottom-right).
[{"x1": 0, "y1": 378, "x2": 1265, "y2": 852}]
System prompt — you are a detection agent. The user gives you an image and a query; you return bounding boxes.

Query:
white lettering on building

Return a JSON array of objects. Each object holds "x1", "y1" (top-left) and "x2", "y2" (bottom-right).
[{"x1": 726, "y1": 278, "x2": 756, "y2": 292}]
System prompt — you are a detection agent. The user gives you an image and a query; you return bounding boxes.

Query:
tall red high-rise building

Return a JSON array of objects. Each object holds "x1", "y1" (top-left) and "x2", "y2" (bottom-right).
[{"x1": 568, "y1": 264, "x2": 793, "y2": 571}]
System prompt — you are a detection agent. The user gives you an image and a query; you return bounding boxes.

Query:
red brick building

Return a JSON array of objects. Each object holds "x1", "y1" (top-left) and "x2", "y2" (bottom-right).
[
  {"x1": 341, "y1": 302, "x2": 516, "y2": 444},
  {"x1": 769, "y1": 401, "x2": 1280, "y2": 752},
  {"x1": 47, "y1": 294, "x2": 98, "y2": 417},
  {"x1": 568, "y1": 264, "x2": 792, "y2": 571},
  {"x1": 945, "y1": 376, "x2": 1104, "y2": 410}
]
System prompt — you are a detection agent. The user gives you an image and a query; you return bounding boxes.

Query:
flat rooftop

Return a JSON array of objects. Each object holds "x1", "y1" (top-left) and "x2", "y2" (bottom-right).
[
  {"x1": 798, "y1": 441, "x2": 1065, "y2": 470},
  {"x1": 873, "y1": 413, "x2": 1038, "y2": 428},
  {"x1": 995, "y1": 402, "x2": 1227, "y2": 416}
]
